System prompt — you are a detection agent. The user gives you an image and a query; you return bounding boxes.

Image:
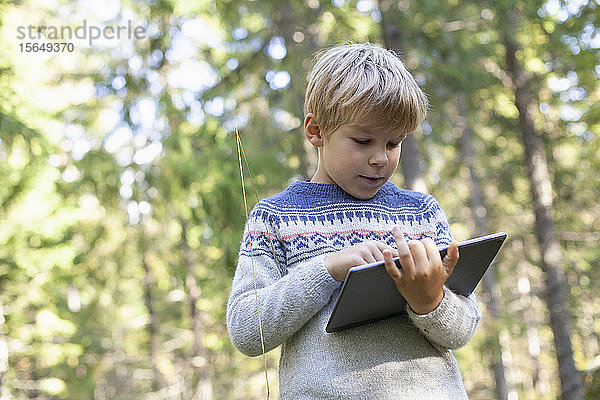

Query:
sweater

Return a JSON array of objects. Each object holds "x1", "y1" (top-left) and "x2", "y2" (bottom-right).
[{"x1": 226, "y1": 180, "x2": 481, "y2": 399}]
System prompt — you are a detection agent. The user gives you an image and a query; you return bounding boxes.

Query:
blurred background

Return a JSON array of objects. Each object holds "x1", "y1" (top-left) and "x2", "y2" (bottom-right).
[{"x1": 0, "y1": 0, "x2": 599, "y2": 399}]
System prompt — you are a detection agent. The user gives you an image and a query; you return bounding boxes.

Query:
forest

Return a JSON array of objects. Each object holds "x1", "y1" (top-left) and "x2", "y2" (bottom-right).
[{"x1": 0, "y1": 0, "x2": 599, "y2": 399}]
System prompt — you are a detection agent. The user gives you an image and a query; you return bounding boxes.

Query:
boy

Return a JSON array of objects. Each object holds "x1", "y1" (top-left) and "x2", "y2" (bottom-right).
[{"x1": 227, "y1": 42, "x2": 481, "y2": 399}]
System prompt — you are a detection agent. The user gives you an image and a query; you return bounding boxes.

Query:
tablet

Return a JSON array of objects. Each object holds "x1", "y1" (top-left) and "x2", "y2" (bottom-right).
[{"x1": 325, "y1": 232, "x2": 507, "y2": 333}]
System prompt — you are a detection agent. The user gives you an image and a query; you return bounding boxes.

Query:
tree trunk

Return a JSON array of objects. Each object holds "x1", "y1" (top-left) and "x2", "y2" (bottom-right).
[
  {"x1": 513, "y1": 238, "x2": 545, "y2": 394},
  {"x1": 180, "y1": 218, "x2": 212, "y2": 400},
  {"x1": 140, "y1": 232, "x2": 162, "y2": 392},
  {"x1": 502, "y1": 10, "x2": 583, "y2": 400},
  {"x1": 399, "y1": 135, "x2": 428, "y2": 192},
  {"x1": 457, "y1": 94, "x2": 509, "y2": 400},
  {"x1": 0, "y1": 303, "x2": 9, "y2": 400},
  {"x1": 272, "y1": 1, "x2": 319, "y2": 180},
  {"x1": 379, "y1": 0, "x2": 428, "y2": 193}
]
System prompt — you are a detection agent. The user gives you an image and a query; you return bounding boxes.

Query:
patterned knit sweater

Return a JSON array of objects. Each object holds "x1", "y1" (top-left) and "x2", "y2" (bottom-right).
[{"x1": 227, "y1": 181, "x2": 481, "y2": 399}]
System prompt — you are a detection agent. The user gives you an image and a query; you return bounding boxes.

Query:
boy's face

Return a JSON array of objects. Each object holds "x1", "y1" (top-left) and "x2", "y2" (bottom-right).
[{"x1": 305, "y1": 115, "x2": 403, "y2": 200}]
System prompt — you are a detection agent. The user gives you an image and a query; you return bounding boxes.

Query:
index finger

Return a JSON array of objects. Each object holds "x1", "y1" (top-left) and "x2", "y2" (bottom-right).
[{"x1": 393, "y1": 225, "x2": 415, "y2": 277}]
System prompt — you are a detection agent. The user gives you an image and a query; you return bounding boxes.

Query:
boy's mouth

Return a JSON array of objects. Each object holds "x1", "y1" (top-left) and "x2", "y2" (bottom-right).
[{"x1": 359, "y1": 175, "x2": 384, "y2": 185}]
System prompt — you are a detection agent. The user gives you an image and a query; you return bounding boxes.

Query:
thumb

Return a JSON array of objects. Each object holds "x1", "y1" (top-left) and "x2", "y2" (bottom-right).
[{"x1": 442, "y1": 241, "x2": 459, "y2": 276}]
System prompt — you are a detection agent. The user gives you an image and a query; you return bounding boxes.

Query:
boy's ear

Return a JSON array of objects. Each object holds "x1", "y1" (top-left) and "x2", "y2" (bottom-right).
[{"x1": 304, "y1": 113, "x2": 323, "y2": 147}]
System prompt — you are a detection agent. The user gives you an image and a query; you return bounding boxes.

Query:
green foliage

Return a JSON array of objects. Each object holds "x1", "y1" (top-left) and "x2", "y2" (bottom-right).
[{"x1": 0, "y1": 0, "x2": 598, "y2": 398}]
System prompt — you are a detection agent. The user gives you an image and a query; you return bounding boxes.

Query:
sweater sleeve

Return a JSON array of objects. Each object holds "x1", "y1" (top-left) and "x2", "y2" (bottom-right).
[
  {"x1": 407, "y1": 287, "x2": 481, "y2": 349},
  {"x1": 405, "y1": 194, "x2": 482, "y2": 349},
  {"x1": 226, "y1": 207, "x2": 340, "y2": 357}
]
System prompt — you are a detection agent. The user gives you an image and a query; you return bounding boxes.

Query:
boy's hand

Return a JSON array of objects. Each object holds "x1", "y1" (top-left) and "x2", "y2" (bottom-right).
[
  {"x1": 325, "y1": 241, "x2": 398, "y2": 281},
  {"x1": 383, "y1": 226, "x2": 459, "y2": 315}
]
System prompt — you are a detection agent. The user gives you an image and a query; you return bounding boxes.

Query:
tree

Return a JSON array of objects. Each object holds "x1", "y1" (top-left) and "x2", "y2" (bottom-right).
[
  {"x1": 498, "y1": 4, "x2": 583, "y2": 399},
  {"x1": 378, "y1": 0, "x2": 428, "y2": 192}
]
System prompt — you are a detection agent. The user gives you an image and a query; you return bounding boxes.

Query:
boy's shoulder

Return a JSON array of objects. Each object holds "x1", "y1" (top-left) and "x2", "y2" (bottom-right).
[{"x1": 250, "y1": 180, "x2": 332, "y2": 215}]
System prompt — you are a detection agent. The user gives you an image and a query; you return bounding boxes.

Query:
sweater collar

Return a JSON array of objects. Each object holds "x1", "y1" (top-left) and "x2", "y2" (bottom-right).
[{"x1": 287, "y1": 180, "x2": 395, "y2": 201}]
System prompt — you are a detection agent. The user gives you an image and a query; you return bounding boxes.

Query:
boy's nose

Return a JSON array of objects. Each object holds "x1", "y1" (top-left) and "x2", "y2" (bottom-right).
[{"x1": 369, "y1": 150, "x2": 388, "y2": 166}]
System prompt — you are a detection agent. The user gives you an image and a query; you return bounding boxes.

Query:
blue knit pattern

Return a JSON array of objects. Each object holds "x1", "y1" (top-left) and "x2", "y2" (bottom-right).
[{"x1": 240, "y1": 181, "x2": 452, "y2": 272}]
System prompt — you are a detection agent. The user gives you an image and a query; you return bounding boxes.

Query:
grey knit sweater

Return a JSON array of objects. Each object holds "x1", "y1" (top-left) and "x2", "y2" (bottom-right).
[{"x1": 227, "y1": 181, "x2": 481, "y2": 399}]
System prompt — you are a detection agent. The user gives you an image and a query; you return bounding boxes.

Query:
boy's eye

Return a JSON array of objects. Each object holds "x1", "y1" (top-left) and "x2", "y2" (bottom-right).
[
  {"x1": 353, "y1": 138, "x2": 371, "y2": 145},
  {"x1": 387, "y1": 142, "x2": 400, "y2": 148}
]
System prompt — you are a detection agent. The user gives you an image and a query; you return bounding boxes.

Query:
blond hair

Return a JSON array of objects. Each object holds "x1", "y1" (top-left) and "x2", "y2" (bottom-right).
[{"x1": 304, "y1": 42, "x2": 428, "y2": 138}]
